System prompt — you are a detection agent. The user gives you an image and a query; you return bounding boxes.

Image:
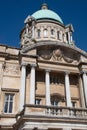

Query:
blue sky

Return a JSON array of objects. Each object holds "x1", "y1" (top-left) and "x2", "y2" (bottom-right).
[{"x1": 0, "y1": 0, "x2": 87, "y2": 51}]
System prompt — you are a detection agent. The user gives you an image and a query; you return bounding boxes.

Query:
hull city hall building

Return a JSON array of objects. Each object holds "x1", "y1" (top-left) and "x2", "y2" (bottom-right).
[{"x1": 0, "y1": 3, "x2": 87, "y2": 130}]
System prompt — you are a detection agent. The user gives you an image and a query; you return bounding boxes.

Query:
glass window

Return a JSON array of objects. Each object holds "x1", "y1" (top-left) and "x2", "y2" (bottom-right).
[
  {"x1": 4, "y1": 94, "x2": 14, "y2": 113},
  {"x1": 57, "y1": 31, "x2": 60, "y2": 39},
  {"x1": 51, "y1": 100, "x2": 58, "y2": 106},
  {"x1": 51, "y1": 95, "x2": 59, "y2": 106},
  {"x1": 50, "y1": 76, "x2": 58, "y2": 84},
  {"x1": 51, "y1": 29, "x2": 54, "y2": 35},
  {"x1": 72, "y1": 101, "x2": 76, "y2": 108},
  {"x1": 35, "y1": 99, "x2": 41, "y2": 105},
  {"x1": 44, "y1": 29, "x2": 48, "y2": 37},
  {"x1": 37, "y1": 29, "x2": 40, "y2": 38}
]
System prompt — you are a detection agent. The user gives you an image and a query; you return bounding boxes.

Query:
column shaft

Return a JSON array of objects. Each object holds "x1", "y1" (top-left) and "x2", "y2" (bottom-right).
[
  {"x1": 65, "y1": 72, "x2": 72, "y2": 107},
  {"x1": 20, "y1": 64, "x2": 26, "y2": 111},
  {"x1": 68, "y1": 32, "x2": 70, "y2": 44},
  {"x1": 32, "y1": 26, "x2": 34, "y2": 38},
  {"x1": 82, "y1": 72, "x2": 87, "y2": 106},
  {"x1": 30, "y1": 65, "x2": 36, "y2": 104},
  {"x1": 79, "y1": 75, "x2": 85, "y2": 107},
  {"x1": 45, "y1": 70, "x2": 50, "y2": 105}
]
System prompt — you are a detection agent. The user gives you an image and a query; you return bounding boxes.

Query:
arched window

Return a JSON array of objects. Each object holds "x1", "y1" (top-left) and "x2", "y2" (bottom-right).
[
  {"x1": 37, "y1": 29, "x2": 41, "y2": 38},
  {"x1": 44, "y1": 29, "x2": 48, "y2": 37},
  {"x1": 57, "y1": 31, "x2": 60, "y2": 39},
  {"x1": 51, "y1": 29, "x2": 54, "y2": 35},
  {"x1": 51, "y1": 95, "x2": 60, "y2": 106},
  {"x1": 51, "y1": 94, "x2": 63, "y2": 114}
]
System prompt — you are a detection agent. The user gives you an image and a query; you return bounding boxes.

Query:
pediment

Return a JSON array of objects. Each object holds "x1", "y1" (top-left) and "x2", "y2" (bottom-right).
[
  {"x1": 20, "y1": 41, "x2": 87, "y2": 65},
  {"x1": 37, "y1": 46, "x2": 80, "y2": 64}
]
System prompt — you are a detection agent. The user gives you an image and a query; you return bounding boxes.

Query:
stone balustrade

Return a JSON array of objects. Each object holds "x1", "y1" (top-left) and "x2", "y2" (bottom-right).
[{"x1": 16, "y1": 104, "x2": 87, "y2": 120}]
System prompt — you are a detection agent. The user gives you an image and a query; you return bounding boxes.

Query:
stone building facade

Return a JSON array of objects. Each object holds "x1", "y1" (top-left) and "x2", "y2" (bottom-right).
[{"x1": 0, "y1": 3, "x2": 87, "y2": 130}]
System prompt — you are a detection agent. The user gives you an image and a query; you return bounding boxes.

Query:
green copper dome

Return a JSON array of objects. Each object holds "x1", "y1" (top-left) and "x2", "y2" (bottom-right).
[{"x1": 32, "y1": 4, "x2": 63, "y2": 24}]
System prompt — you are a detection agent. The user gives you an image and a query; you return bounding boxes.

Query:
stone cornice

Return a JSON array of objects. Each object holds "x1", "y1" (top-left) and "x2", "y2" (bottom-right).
[
  {"x1": 20, "y1": 41, "x2": 87, "y2": 57},
  {"x1": 37, "y1": 59, "x2": 78, "y2": 67},
  {"x1": 0, "y1": 51, "x2": 19, "y2": 60},
  {"x1": 1, "y1": 88, "x2": 19, "y2": 92},
  {"x1": 36, "y1": 19, "x2": 64, "y2": 27},
  {"x1": 0, "y1": 43, "x2": 20, "y2": 50},
  {"x1": 20, "y1": 53, "x2": 38, "y2": 58}
]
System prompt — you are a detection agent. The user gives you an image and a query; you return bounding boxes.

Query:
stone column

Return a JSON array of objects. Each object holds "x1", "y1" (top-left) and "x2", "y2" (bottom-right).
[
  {"x1": 20, "y1": 63, "x2": 26, "y2": 111},
  {"x1": 68, "y1": 32, "x2": 71, "y2": 44},
  {"x1": 29, "y1": 64, "x2": 36, "y2": 104},
  {"x1": 32, "y1": 21, "x2": 35, "y2": 39},
  {"x1": 82, "y1": 71, "x2": 87, "y2": 106},
  {"x1": 70, "y1": 32, "x2": 73, "y2": 43},
  {"x1": 78, "y1": 75, "x2": 85, "y2": 107},
  {"x1": 65, "y1": 72, "x2": 72, "y2": 107},
  {"x1": 45, "y1": 70, "x2": 51, "y2": 105}
]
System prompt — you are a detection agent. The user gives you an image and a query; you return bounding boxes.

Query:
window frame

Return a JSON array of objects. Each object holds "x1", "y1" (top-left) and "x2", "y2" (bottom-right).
[
  {"x1": 35, "y1": 99, "x2": 41, "y2": 105},
  {"x1": 43, "y1": 29, "x2": 48, "y2": 37},
  {"x1": 51, "y1": 29, "x2": 54, "y2": 35},
  {"x1": 4, "y1": 93, "x2": 14, "y2": 114},
  {"x1": 37, "y1": 29, "x2": 41, "y2": 38}
]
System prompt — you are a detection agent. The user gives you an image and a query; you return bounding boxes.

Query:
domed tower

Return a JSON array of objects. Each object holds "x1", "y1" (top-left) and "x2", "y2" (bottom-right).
[
  {"x1": 20, "y1": 3, "x2": 74, "y2": 48},
  {"x1": 18, "y1": 4, "x2": 87, "y2": 130}
]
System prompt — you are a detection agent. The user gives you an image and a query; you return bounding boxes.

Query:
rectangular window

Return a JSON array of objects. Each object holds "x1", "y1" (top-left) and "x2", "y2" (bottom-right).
[
  {"x1": 72, "y1": 101, "x2": 76, "y2": 108},
  {"x1": 37, "y1": 29, "x2": 40, "y2": 38},
  {"x1": 35, "y1": 99, "x2": 41, "y2": 105},
  {"x1": 4, "y1": 94, "x2": 14, "y2": 113}
]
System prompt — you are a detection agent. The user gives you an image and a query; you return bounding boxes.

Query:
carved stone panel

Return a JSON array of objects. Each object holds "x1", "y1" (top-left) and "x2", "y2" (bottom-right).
[
  {"x1": 38, "y1": 47, "x2": 79, "y2": 64},
  {"x1": 4, "y1": 64, "x2": 20, "y2": 75}
]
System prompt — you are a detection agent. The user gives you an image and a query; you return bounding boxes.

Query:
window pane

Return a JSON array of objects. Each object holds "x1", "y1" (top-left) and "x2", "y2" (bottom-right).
[
  {"x1": 44, "y1": 29, "x2": 48, "y2": 37},
  {"x1": 35, "y1": 99, "x2": 40, "y2": 105},
  {"x1": 5, "y1": 94, "x2": 9, "y2": 101},
  {"x1": 51, "y1": 29, "x2": 54, "y2": 35},
  {"x1": 4, "y1": 94, "x2": 14, "y2": 113},
  {"x1": 10, "y1": 95, "x2": 13, "y2": 101},
  {"x1": 37, "y1": 29, "x2": 40, "y2": 38},
  {"x1": 4, "y1": 102, "x2": 8, "y2": 113},
  {"x1": 9, "y1": 102, "x2": 13, "y2": 113}
]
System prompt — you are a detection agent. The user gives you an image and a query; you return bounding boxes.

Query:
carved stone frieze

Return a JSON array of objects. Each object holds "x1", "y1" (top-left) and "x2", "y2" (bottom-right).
[
  {"x1": 52, "y1": 49, "x2": 63, "y2": 61},
  {"x1": 38, "y1": 49, "x2": 53, "y2": 60},
  {"x1": 21, "y1": 34, "x2": 36, "y2": 48},
  {"x1": 4, "y1": 64, "x2": 20, "y2": 75},
  {"x1": 38, "y1": 48, "x2": 79, "y2": 64}
]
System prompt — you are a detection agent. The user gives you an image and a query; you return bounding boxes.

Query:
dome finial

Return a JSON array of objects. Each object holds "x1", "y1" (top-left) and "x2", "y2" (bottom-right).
[{"x1": 41, "y1": 3, "x2": 48, "y2": 9}]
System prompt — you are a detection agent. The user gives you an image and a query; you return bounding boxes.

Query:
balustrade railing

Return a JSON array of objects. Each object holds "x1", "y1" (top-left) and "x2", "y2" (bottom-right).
[{"x1": 17, "y1": 104, "x2": 87, "y2": 119}]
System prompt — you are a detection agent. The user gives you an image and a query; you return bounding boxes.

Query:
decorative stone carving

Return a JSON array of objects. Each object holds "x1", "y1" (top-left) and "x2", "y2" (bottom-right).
[
  {"x1": 5, "y1": 64, "x2": 20, "y2": 75},
  {"x1": 53, "y1": 49, "x2": 63, "y2": 61},
  {"x1": 38, "y1": 48, "x2": 79, "y2": 64},
  {"x1": 63, "y1": 56, "x2": 73, "y2": 63},
  {"x1": 38, "y1": 50, "x2": 53, "y2": 60},
  {"x1": 21, "y1": 16, "x2": 36, "y2": 46}
]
